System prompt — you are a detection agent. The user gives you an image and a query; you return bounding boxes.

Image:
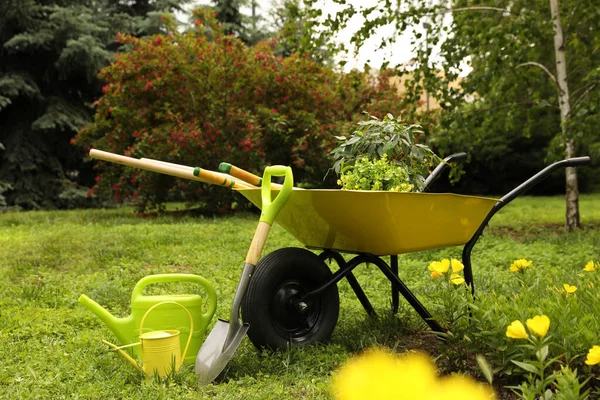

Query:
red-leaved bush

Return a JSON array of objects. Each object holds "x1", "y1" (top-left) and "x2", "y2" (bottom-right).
[{"x1": 75, "y1": 9, "x2": 407, "y2": 213}]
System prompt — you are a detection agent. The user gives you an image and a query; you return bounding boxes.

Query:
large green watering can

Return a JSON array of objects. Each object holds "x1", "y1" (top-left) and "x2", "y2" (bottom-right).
[{"x1": 79, "y1": 274, "x2": 217, "y2": 364}]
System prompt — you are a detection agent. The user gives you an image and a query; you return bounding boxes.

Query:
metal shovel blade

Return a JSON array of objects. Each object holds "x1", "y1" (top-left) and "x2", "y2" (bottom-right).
[{"x1": 195, "y1": 318, "x2": 249, "y2": 385}]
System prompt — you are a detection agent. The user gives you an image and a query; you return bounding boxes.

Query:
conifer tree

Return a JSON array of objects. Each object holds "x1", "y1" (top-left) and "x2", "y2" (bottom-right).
[{"x1": 0, "y1": 0, "x2": 187, "y2": 211}]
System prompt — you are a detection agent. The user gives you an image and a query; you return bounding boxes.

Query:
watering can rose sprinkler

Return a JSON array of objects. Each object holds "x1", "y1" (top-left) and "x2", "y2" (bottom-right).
[{"x1": 195, "y1": 165, "x2": 294, "y2": 385}]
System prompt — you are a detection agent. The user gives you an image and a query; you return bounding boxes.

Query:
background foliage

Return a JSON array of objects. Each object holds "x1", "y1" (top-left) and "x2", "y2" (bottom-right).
[
  {"x1": 1, "y1": 0, "x2": 598, "y2": 213},
  {"x1": 75, "y1": 10, "x2": 407, "y2": 213},
  {"x1": 0, "y1": 0, "x2": 190, "y2": 211},
  {"x1": 308, "y1": 0, "x2": 600, "y2": 196}
]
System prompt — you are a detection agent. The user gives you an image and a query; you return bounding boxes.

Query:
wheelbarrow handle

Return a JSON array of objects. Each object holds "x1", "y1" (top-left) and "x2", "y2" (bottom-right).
[
  {"x1": 566, "y1": 156, "x2": 592, "y2": 167},
  {"x1": 462, "y1": 155, "x2": 591, "y2": 296},
  {"x1": 422, "y1": 152, "x2": 468, "y2": 192},
  {"x1": 444, "y1": 152, "x2": 467, "y2": 162},
  {"x1": 501, "y1": 156, "x2": 591, "y2": 204}
]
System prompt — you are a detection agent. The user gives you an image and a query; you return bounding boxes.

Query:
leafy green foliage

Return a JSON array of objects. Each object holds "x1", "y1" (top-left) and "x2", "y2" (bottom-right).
[
  {"x1": 75, "y1": 11, "x2": 407, "y2": 212},
  {"x1": 305, "y1": 0, "x2": 600, "y2": 197},
  {"x1": 0, "y1": 0, "x2": 189, "y2": 211},
  {"x1": 337, "y1": 155, "x2": 414, "y2": 191},
  {"x1": 331, "y1": 113, "x2": 442, "y2": 191}
]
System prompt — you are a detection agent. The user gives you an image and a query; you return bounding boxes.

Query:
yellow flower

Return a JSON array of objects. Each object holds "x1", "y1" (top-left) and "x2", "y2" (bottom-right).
[
  {"x1": 583, "y1": 261, "x2": 596, "y2": 272},
  {"x1": 330, "y1": 348, "x2": 495, "y2": 400},
  {"x1": 430, "y1": 270, "x2": 443, "y2": 279},
  {"x1": 585, "y1": 345, "x2": 600, "y2": 366},
  {"x1": 563, "y1": 284, "x2": 577, "y2": 294},
  {"x1": 428, "y1": 259, "x2": 450, "y2": 274},
  {"x1": 506, "y1": 320, "x2": 528, "y2": 339},
  {"x1": 449, "y1": 273, "x2": 465, "y2": 285},
  {"x1": 509, "y1": 259, "x2": 532, "y2": 272},
  {"x1": 433, "y1": 375, "x2": 497, "y2": 400},
  {"x1": 330, "y1": 348, "x2": 437, "y2": 400},
  {"x1": 526, "y1": 315, "x2": 550, "y2": 338},
  {"x1": 451, "y1": 258, "x2": 464, "y2": 273}
]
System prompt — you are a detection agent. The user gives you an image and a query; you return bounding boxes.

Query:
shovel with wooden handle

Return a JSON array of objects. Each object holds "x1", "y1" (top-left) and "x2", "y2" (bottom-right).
[{"x1": 195, "y1": 165, "x2": 294, "y2": 385}]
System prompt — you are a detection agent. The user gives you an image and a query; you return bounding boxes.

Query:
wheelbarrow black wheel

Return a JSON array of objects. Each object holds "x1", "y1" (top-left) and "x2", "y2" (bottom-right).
[{"x1": 241, "y1": 247, "x2": 339, "y2": 351}]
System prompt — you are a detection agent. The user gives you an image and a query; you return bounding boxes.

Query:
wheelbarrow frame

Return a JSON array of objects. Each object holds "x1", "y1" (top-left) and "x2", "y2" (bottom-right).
[{"x1": 286, "y1": 156, "x2": 591, "y2": 335}]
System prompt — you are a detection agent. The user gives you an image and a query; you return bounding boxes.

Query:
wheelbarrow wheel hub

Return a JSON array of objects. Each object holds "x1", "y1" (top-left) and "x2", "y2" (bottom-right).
[{"x1": 272, "y1": 282, "x2": 316, "y2": 335}]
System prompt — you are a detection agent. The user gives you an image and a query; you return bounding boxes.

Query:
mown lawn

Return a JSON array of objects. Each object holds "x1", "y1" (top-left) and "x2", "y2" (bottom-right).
[{"x1": 1, "y1": 194, "x2": 599, "y2": 399}]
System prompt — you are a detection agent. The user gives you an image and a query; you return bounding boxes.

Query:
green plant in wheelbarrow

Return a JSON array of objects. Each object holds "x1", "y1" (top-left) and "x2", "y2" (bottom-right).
[
  {"x1": 337, "y1": 155, "x2": 415, "y2": 192},
  {"x1": 330, "y1": 113, "x2": 442, "y2": 191}
]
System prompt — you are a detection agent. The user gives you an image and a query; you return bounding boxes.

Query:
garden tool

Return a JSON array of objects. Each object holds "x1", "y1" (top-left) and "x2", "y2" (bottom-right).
[
  {"x1": 195, "y1": 165, "x2": 294, "y2": 385},
  {"x1": 140, "y1": 157, "x2": 255, "y2": 188},
  {"x1": 79, "y1": 273, "x2": 217, "y2": 364},
  {"x1": 102, "y1": 301, "x2": 193, "y2": 378},
  {"x1": 89, "y1": 149, "x2": 253, "y2": 189},
  {"x1": 218, "y1": 162, "x2": 283, "y2": 189}
]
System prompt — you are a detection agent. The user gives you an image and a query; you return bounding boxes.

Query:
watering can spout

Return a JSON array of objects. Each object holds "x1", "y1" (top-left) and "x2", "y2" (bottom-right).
[
  {"x1": 78, "y1": 294, "x2": 134, "y2": 346},
  {"x1": 102, "y1": 340, "x2": 142, "y2": 372}
]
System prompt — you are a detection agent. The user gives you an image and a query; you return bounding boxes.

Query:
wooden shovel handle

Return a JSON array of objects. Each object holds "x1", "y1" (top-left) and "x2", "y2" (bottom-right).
[{"x1": 90, "y1": 149, "x2": 253, "y2": 189}]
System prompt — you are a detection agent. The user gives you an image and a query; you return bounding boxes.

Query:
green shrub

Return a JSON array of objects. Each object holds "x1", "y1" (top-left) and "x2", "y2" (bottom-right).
[{"x1": 74, "y1": 9, "x2": 407, "y2": 212}]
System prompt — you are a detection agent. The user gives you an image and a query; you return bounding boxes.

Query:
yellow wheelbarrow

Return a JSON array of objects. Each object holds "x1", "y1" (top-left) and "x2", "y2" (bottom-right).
[{"x1": 89, "y1": 149, "x2": 590, "y2": 382}]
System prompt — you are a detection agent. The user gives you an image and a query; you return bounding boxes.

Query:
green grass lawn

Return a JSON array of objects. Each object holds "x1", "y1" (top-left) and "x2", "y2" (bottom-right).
[{"x1": 1, "y1": 194, "x2": 599, "y2": 399}]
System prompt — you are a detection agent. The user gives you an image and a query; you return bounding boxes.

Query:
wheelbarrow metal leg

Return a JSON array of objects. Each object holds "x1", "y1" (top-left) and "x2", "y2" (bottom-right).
[
  {"x1": 319, "y1": 250, "x2": 376, "y2": 317},
  {"x1": 391, "y1": 255, "x2": 399, "y2": 314},
  {"x1": 309, "y1": 253, "x2": 444, "y2": 333},
  {"x1": 367, "y1": 255, "x2": 445, "y2": 333}
]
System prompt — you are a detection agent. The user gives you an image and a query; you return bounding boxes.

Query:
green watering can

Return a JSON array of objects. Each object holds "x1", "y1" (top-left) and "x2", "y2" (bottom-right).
[{"x1": 79, "y1": 274, "x2": 217, "y2": 364}]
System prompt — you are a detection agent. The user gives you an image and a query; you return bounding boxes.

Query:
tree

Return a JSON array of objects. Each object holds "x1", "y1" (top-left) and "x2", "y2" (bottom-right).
[
  {"x1": 0, "y1": 0, "x2": 188, "y2": 211},
  {"x1": 210, "y1": 0, "x2": 273, "y2": 45},
  {"x1": 309, "y1": 0, "x2": 600, "y2": 229}
]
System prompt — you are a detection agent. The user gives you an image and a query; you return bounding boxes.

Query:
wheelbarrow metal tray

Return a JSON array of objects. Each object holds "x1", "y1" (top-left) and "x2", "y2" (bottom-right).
[{"x1": 237, "y1": 188, "x2": 500, "y2": 256}]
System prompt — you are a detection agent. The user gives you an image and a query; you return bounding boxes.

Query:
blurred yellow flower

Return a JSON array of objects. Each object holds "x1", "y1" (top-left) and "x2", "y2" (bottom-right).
[
  {"x1": 526, "y1": 315, "x2": 550, "y2": 338},
  {"x1": 428, "y1": 259, "x2": 450, "y2": 274},
  {"x1": 434, "y1": 375, "x2": 496, "y2": 400},
  {"x1": 449, "y1": 273, "x2": 465, "y2": 285},
  {"x1": 563, "y1": 284, "x2": 577, "y2": 294},
  {"x1": 585, "y1": 345, "x2": 600, "y2": 366},
  {"x1": 330, "y1": 348, "x2": 495, "y2": 400},
  {"x1": 583, "y1": 261, "x2": 596, "y2": 272},
  {"x1": 506, "y1": 320, "x2": 528, "y2": 339},
  {"x1": 451, "y1": 258, "x2": 464, "y2": 273},
  {"x1": 509, "y1": 259, "x2": 532, "y2": 272}
]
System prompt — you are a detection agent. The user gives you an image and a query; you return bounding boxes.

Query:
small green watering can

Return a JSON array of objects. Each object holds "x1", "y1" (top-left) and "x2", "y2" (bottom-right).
[
  {"x1": 79, "y1": 274, "x2": 217, "y2": 364},
  {"x1": 103, "y1": 301, "x2": 193, "y2": 378}
]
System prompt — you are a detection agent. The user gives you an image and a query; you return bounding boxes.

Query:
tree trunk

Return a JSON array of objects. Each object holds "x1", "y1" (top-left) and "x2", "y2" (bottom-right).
[{"x1": 549, "y1": 0, "x2": 579, "y2": 230}]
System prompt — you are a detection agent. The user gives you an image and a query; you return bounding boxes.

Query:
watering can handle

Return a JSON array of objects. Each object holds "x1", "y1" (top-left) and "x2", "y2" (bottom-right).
[
  {"x1": 131, "y1": 274, "x2": 217, "y2": 319},
  {"x1": 259, "y1": 165, "x2": 293, "y2": 225},
  {"x1": 139, "y1": 301, "x2": 194, "y2": 363}
]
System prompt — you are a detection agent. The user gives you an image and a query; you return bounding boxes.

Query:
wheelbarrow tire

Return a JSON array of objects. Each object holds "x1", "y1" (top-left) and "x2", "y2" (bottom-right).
[{"x1": 242, "y1": 247, "x2": 339, "y2": 351}]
